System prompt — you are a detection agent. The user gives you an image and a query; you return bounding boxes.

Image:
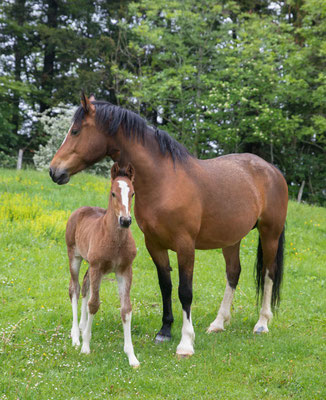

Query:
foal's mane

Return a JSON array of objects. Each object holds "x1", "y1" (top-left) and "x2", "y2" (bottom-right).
[{"x1": 73, "y1": 101, "x2": 190, "y2": 163}]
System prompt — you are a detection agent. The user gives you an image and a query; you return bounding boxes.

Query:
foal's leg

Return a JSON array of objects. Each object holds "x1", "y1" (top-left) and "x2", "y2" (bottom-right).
[
  {"x1": 116, "y1": 269, "x2": 140, "y2": 367},
  {"x1": 79, "y1": 269, "x2": 90, "y2": 332},
  {"x1": 81, "y1": 266, "x2": 102, "y2": 354},
  {"x1": 68, "y1": 250, "x2": 82, "y2": 346},
  {"x1": 208, "y1": 242, "x2": 241, "y2": 333},
  {"x1": 176, "y1": 245, "x2": 195, "y2": 357},
  {"x1": 253, "y1": 226, "x2": 280, "y2": 334},
  {"x1": 145, "y1": 239, "x2": 174, "y2": 343}
]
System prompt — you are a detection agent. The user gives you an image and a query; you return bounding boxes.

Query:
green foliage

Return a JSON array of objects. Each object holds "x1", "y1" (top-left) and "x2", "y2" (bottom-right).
[
  {"x1": 0, "y1": 0, "x2": 325, "y2": 204},
  {"x1": 0, "y1": 169, "x2": 325, "y2": 399},
  {"x1": 119, "y1": 0, "x2": 326, "y2": 205},
  {"x1": 0, "y1": 76, "x2": 35, "y2": 155}
]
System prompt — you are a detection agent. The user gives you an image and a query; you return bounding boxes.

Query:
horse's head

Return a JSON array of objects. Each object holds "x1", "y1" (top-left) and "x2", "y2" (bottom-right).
[
  {"x1": 110, "y1": 162, "x2": 135, "y2": 228},
  {"x1": 49, "y1": 93, "x2": 110, "y2": 185}
]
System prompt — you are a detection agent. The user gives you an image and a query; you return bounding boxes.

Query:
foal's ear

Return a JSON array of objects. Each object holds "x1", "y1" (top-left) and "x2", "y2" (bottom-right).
[
  {"x1": 125, "y1": 163, "x2": 135, "y2": 183},
  {"x1": 81, "y1": 91, "x2": 95, "y2": 114},
  {"x1": 89, "y1": 93, "x2": 96, "y2": 102},
  {"x1": 111, "y1": 162, "x2": 120, "y2": 181}
]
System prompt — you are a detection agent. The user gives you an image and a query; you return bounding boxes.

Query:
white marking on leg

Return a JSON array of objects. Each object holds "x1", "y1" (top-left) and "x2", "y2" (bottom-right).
[
  {"x1": 207, "y1": 280, "x2": 235, "y2": 333},
  {"x1": 81, "y1": 312, "x2": 94, "y2": 354},
  {"x1": 71, "y1": 294, "x2": 80, "y2": 346},
  {"x1": 116, "y1": 274, "x2": 140, "y2": 367},
  {"x1": 79, "y1": 295, "x2": 89, "y2": 333},
  {"x1": 176, "y1": 311, "x2": 195, "y2": 356},
  {"x1": 117, "y1": 180, "x2": 130, "y2": 215},
  {"x1": 254, "y1": 270, "x2": 273, "y2": 333},
  {"x1": 122, "y1": 312, "x2": 140, "y2": 367}
]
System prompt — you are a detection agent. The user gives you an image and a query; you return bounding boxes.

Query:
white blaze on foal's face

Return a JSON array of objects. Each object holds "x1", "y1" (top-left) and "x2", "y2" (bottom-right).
[{"x1": 118, "y1": 180, "x2": 130, "y2": 216}]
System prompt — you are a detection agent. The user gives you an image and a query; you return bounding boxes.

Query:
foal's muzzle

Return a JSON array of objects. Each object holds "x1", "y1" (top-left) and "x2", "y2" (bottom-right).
[
  {"x1": 119, "y1": 216, "x2": 132, "y2": 228},
  {"x1": 49, "y1": 167, "x2": 70, "y2": 185}
]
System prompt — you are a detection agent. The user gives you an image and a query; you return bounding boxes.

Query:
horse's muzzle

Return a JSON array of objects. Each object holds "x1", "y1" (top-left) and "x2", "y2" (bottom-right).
[
  {"x1": 49, "y1": 167, "x2": 70, "y2": 185},
  {"x1": 119, "y1": 216, "x2": 132, "y2": 228}
]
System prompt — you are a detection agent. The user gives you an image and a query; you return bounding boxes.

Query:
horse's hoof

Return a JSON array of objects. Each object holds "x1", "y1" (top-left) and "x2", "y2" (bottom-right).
[
  {"x1": 207, "y1": 325, "x2": 224, "y2": 333},
  {"x1": 176, "y1": 348, "x2": 194, "y2": 358},
  {"x1": 81, "y1": 344, "x2": 91, "y2": 354},
  {"x1": 254, "y1": 325, "x2": 269, "y2": 334},
  {"x1": 155, "y1": 333, "x2": 171, "y2": 343},
  {"x1": 176, "y1": 353, "x2": 192, "y2": 359}
]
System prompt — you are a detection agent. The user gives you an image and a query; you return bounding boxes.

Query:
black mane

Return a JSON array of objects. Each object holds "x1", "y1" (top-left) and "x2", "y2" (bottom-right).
[{"x1": 73, "y1": 101, "x2": 190, "y2": 163}]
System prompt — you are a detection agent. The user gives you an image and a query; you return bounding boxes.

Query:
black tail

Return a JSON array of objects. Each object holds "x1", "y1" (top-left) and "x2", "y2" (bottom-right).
[{"x1": 255, "y1": 227, "x2": 285, "y2": 310}]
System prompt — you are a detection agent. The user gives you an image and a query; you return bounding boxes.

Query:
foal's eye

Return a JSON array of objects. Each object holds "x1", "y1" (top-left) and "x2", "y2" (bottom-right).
[
  {"x1": 112, "y1": 192, "x2": 116, "y2": 197},
  {"x1": 132, "y1": 193, "x2": 135, "y2": 197},
  {"x1": 71, "y1": 128, "x2": 79, "y2": 136}
]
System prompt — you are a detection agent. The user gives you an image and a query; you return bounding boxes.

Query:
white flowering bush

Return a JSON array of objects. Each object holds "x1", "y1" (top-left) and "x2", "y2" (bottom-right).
[{"x1": 33, "y1": 104, "x2": 111, "y2": 176}]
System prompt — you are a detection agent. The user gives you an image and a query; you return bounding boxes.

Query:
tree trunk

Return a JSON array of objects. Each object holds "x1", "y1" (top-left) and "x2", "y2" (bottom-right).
[
  {"x1": 297, "y1": 180, "x2": 305, "y2": 203},
  {"x1": 11, "y1": 0, "x2": 26, "y2": 136},
  {"x1": 17, "y1": 149, "x2": 24, "y2": 170},
  {"x1": 40, "y1": 0, "x2": 58, "y2": 112}
]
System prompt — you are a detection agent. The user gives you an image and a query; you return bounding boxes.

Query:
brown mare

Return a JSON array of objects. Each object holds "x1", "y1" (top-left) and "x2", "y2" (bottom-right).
[
  {"x1": 50, "y1": 94, "x2": 288, "y2": 357},
  {"x1": 66, "y1": 161, "x2": 140, "y2": 367}
]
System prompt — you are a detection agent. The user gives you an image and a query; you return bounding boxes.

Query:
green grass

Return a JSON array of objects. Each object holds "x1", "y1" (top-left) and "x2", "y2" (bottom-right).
[{"x1": 0, "y1": 168, "x2": 325, "y2": 399}]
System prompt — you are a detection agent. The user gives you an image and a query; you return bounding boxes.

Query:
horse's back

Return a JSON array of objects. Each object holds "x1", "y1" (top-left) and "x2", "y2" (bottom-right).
[
  {"x1": 191, "y1": 153, "x2": 287, "y2": 248},
  {"x1": 197, "y1": 153, "x2": 287, "y2": 207}
]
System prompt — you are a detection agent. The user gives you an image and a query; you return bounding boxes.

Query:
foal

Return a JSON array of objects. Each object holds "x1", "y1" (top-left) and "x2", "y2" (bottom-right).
[{"x1": 66, "y1": 162, "x2": 139, "y2": 367}]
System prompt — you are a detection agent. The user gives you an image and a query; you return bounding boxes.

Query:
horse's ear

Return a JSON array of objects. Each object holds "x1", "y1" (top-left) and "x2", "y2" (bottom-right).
[
  {"x1": 111, "y1": 162, "x2": 120, "y2": 181},
  {"x1": 125, "y1": 163, "x2": 135, "y2": 183},
  {"x1": 81, "y1": 91, "x2": 95, "y2": 113},
  {"x1": 89, "y1": 94, "x2": 96, "y2": 102}
]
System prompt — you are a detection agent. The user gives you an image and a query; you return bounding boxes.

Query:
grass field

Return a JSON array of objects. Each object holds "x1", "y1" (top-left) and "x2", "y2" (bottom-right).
[{"x1": 0, "y1": 168, "x2": 325, "y2": 399}]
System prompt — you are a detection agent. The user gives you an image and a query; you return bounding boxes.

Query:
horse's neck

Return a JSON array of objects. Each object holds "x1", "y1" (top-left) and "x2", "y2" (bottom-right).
[{"x1": 116, "y1": 128, "x2": 175, "y2": 190}]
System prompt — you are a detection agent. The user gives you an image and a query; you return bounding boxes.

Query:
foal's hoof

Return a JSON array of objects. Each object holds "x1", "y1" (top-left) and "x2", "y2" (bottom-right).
[
  {"x1": 176, "y1": 353, "x2": 192, "y2": 359},
  {"x1": 155, "y1": 333, "x2": 171, "y2": 344},
  {"x1": 176, "y1": 348, "x2": 194, "y2": 358},
  {"x1": 81, "y1": 344, "x2": 91, "y2": 354},
  {"x1": 71, "y1": 328, "x2": 80, "y2": 346},
  {"x1": 72, "y1": 337, "x2": 80, "y2": 347},
  {"x1": 207, "y1": 324, "x2": 224, "y2": 333},
  {"x1": 253, "y1": 325, "x2": 269, "y2": 334}
]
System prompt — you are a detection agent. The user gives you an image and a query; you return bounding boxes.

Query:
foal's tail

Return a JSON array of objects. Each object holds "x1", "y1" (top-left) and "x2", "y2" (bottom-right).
[{"x1": 255, "y1": 226, "x2": 285, "y2": 311}]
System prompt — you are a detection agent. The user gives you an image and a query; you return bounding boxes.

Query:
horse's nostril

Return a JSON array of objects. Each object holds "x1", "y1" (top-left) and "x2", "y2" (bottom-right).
[{"x1": 49, "y1": 167, "x2": 53, "y2": 178}]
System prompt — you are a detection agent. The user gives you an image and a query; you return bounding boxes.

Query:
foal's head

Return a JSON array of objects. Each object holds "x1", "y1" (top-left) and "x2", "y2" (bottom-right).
[{"x1": 110, "y1": 162, "x2": 135, "y2": 228}]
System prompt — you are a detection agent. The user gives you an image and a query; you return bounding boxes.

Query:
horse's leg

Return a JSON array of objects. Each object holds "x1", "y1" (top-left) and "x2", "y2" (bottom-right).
[
  {"x1": 68, "y1": 249, "x2": 82, "y2": 346},
  {"x1": 79, "y1": 269, "x2": 90, "y2": 333},
  {"x1": 81, "y1": 266, "x2": 102, "y2": 354},
  {"x1": 207, "y1": 242, "x2": 241, "y2": 333},
  {"x1": 116, "y1": 269, "x2": 140, "y2": 368},
  {"x1": 254, "y1": 224, "x2": 284, "y2": 333},
  {"x1": 176, "y1": 245, "x2": 195, "y2": 357},
  {"x1": 145, "y1": 239, "x2": 174, "y2": 343}
]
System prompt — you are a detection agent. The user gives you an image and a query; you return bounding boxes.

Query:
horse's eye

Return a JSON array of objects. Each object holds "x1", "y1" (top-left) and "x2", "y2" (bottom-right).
[
  {"x1": 112, "y1": 192, "x2": 116, "y2": 197},
  {"x1": 71, "y1": 128, "x2": 79, "y2": 136}
]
